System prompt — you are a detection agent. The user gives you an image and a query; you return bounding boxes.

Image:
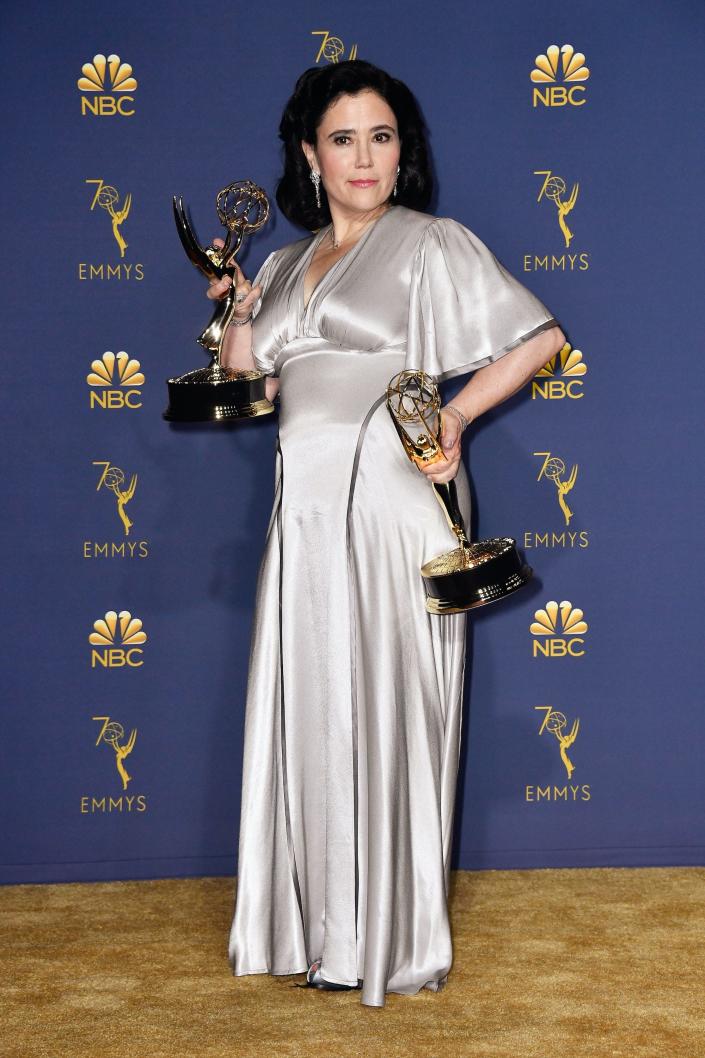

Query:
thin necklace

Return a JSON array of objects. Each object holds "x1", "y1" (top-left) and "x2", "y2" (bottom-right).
[{"x1": 328, "y1": 206, "x2": 391, "y2": 250}]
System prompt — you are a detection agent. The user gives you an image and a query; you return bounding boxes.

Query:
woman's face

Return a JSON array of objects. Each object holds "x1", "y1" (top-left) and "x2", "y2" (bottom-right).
[{"x1": 302, "y1": 89, "x2": 401, "y2": 218}]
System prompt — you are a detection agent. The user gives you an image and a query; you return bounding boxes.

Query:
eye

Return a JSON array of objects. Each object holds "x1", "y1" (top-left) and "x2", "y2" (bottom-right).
[
  {"x1": 333, "y1": 135, "x2": 351, "y2": 145},
  {"x1": 374, "y1": 132, "x2": 392, "y2": 142}
]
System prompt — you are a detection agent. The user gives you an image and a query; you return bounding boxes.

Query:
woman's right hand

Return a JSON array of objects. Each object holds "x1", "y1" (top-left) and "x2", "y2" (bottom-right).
[{"x1": 206, "y1": 237, "x2": 262, "y2": 322}]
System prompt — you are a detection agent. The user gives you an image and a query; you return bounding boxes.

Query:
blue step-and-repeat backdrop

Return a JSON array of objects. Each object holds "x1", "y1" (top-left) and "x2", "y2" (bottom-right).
[{"x1": 2, "y1": 0, "x2": 704, "y2": 884}]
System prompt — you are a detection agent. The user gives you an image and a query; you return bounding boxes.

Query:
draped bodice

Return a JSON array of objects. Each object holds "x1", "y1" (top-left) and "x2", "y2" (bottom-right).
[{"x1": 249, "y1": 204, "x2": 558, "y2": 384}]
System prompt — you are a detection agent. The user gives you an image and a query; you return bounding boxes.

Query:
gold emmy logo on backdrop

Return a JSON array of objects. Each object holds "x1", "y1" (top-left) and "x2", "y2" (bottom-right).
[
  {"x1": 86, "y1": 179, "x2": 131, "y2": 257},
  {"x1": 534, "y1": 170, "x2": 579, "y2": 248},
  {"x1": 311, "y1": 30, "x2": 358, "y2": 63},
  {"x1": 79, "y1": 716, "x2": 147, "y2": 813},
  {"x1": 530, "y1": 600, "x2": 588, "y2": 658},
  {"x1": 386, "y1": 371, "x2": 532, "y2": 613},
  {"x1": 532, "y1": 344, "x2": 587, "y2": 399},
  {"x1": 84, "y1": 448, "x2": 149, "y2": 560},
  {"x1": 523, "y1": 173, "x2": 588, "y2": 273},
  {"x1": 93, "y1": 461, "x2": 138, "y2": 536},
  {"x1": 79, "y1": 182, "x2": 143, "y2": 280},
  {"x1": 524, "y1": 706, "x2": 590, "y2": 803},
  {"x1": 530, "y1": 43, "x2": 589, "y2": 107},
  {"x1": 523, "y1": 450, "x2": 588, "y2": 551},
  {"x1": 92, "y1": 716, "x2": 137, "y2": 790},
  {"x1": 87, "y1": 351, "x2": 145, "y2": 409},
  {"x1": 533, "y1": 452, "x2": 578, "y2": 526},
  {"x1": 535, "y1": 705, "x2": 579, "y2": 778},
  {"x1": 77, "y1": 53, "x2": 137, "y2": 116},
  {"x1": 89, "y1": 610, "x2": 146, "y2": 668}
]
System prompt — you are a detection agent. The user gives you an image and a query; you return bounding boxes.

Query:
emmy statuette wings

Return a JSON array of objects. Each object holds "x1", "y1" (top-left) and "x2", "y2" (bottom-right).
[
  {"x1": 386, "y1": 370, "x2": 532, "y2": 613},
  {"x1": 163, "y1": 179, "x2": 275, "y2": 423}
]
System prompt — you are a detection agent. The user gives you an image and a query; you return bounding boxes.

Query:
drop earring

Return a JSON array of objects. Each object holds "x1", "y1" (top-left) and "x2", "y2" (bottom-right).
[
  {"x1": 310, "y1": 169, "x2": 321, "y2": 209},
  {"x1": 393, "y1": 164, "x2": 400, "y2": 197}
]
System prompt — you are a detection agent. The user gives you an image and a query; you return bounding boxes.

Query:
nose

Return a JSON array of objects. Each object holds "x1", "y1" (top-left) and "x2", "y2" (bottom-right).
[{"x1": 355, "y1": 142, "x2": 373, "y2": 168}]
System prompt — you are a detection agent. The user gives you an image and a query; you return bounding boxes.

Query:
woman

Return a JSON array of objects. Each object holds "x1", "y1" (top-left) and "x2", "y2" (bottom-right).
[{"x1": 209, "y1": 60, "x2": 565, "y2": 1008}]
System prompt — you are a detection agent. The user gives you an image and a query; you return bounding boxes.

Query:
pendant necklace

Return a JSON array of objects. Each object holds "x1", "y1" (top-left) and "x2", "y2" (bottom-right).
[{"x1": 329, "y1": 206, "x2": 390, "y2": 250}]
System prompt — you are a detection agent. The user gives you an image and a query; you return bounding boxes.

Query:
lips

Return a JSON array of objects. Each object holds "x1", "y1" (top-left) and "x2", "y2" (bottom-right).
[{"x1": 350, "y1": 180, "x2": 378, "y2": 187}]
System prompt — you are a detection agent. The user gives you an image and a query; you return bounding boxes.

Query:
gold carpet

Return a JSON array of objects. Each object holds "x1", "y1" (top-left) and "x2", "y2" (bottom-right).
[{"x1": 1, "y1": 867, "x2": 703, "y2": 1058}]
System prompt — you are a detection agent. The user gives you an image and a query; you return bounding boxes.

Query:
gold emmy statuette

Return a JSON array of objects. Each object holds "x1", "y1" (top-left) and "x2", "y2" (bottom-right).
[
  {"x1": 164, "y1": 179, "x2": 275, "y2": 422},
  {"x1": 386, "y1": 370, "x2": 533, "y2": 614}
]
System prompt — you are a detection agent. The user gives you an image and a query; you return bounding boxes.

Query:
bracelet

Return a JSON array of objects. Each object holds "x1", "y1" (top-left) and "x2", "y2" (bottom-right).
[
  {"x1": 230, "y1": 312, "x2": 253, "y2": 327},
  {"x1": 445, "y1": 404, "x2": 471, "y2": 432}
]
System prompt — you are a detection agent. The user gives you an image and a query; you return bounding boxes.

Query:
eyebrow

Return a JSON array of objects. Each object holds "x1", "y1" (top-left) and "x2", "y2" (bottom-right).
[{"x1": 326, "y1": 124, "x2": 396, "y2": 138}]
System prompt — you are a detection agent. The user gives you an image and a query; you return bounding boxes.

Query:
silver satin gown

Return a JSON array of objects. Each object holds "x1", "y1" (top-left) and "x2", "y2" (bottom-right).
[{"x1": 228, "y1": 204, "x2": 558, "y2": 1007}]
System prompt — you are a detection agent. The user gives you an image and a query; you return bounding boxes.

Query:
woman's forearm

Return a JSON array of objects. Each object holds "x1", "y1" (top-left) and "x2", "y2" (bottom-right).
[
  {"x1": 220, "y1": 319, "x2": 257, "y2": 372},
  {"x1": 220, "y1": 319, "x2": 281, "y2": 403},
  {"x1": 448, "y1": 325, "x2": 566, "y2": 424}
]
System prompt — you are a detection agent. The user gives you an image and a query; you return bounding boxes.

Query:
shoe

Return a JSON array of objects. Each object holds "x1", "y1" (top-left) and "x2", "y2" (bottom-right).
[{"x1": 298, "y1": 957, "x2": 362, "y2": 990}]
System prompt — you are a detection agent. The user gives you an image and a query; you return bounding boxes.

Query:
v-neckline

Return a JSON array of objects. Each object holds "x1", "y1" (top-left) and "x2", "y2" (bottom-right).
[{"x1": 300, "y1": 205, "x2": 396, "y2": 315}]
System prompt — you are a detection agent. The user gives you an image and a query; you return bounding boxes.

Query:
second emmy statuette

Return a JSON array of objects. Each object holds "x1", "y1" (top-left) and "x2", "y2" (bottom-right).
[
  {"x1": 386, "y1": 370, "x2": 532, "y2": 614},
  {"x1": 164, "y1": 179, "x2": 275, "y2": 423}
]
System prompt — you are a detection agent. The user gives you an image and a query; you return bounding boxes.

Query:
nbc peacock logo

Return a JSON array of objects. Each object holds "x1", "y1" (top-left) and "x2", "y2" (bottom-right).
[
  {"x1": 530, "y1": 600, "x2": 588, "y2": 658},
  {"x1": 89, "y1": 610, "x2": 147, "y2": 668},
  {"x1": 87, "y1": 351, "x2": 144, "y2": 410},
  {"x1": 532, "y1": 344, "x2": 587, "y2": 400},
  {"x1": 531, "y1": 43, "x2": 589, "y2": 107},
  {"x1": 77, "y1": 54, "x2": 137, "y2": 116}
]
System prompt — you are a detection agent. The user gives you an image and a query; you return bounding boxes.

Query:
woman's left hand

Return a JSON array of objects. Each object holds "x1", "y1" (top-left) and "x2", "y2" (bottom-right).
[{"x1": 419, "y1": 407, "x2": 464, "y2": 484}]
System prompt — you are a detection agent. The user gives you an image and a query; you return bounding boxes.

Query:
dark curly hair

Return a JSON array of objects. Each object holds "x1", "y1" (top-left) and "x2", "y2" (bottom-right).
[{"x1": 275, "y1": 59, "x2": 434, "y2": 231}]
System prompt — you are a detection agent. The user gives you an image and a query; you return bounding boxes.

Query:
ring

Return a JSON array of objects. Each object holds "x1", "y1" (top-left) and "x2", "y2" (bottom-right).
[{"x1": 235, "y1": 292, "x2": 247, "y2": 303}]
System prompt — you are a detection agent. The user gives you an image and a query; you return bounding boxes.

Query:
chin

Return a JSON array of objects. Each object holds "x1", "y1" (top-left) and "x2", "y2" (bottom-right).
[
  {"x1": 350, "y1": 190, "x2": 386, "y2": 203},
  {"x1": 334, "y1": 191, "x2": 387, "y2": 213}
]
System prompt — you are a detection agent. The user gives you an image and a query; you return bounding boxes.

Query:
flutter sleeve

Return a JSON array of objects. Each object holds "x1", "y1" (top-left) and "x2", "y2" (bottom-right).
[
  {"x1": 406, "y1": 217, "x2": 560, "y2": 381},
  {"x1": 249, "y1": 249, "x2": 280, "y2": 376}
]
